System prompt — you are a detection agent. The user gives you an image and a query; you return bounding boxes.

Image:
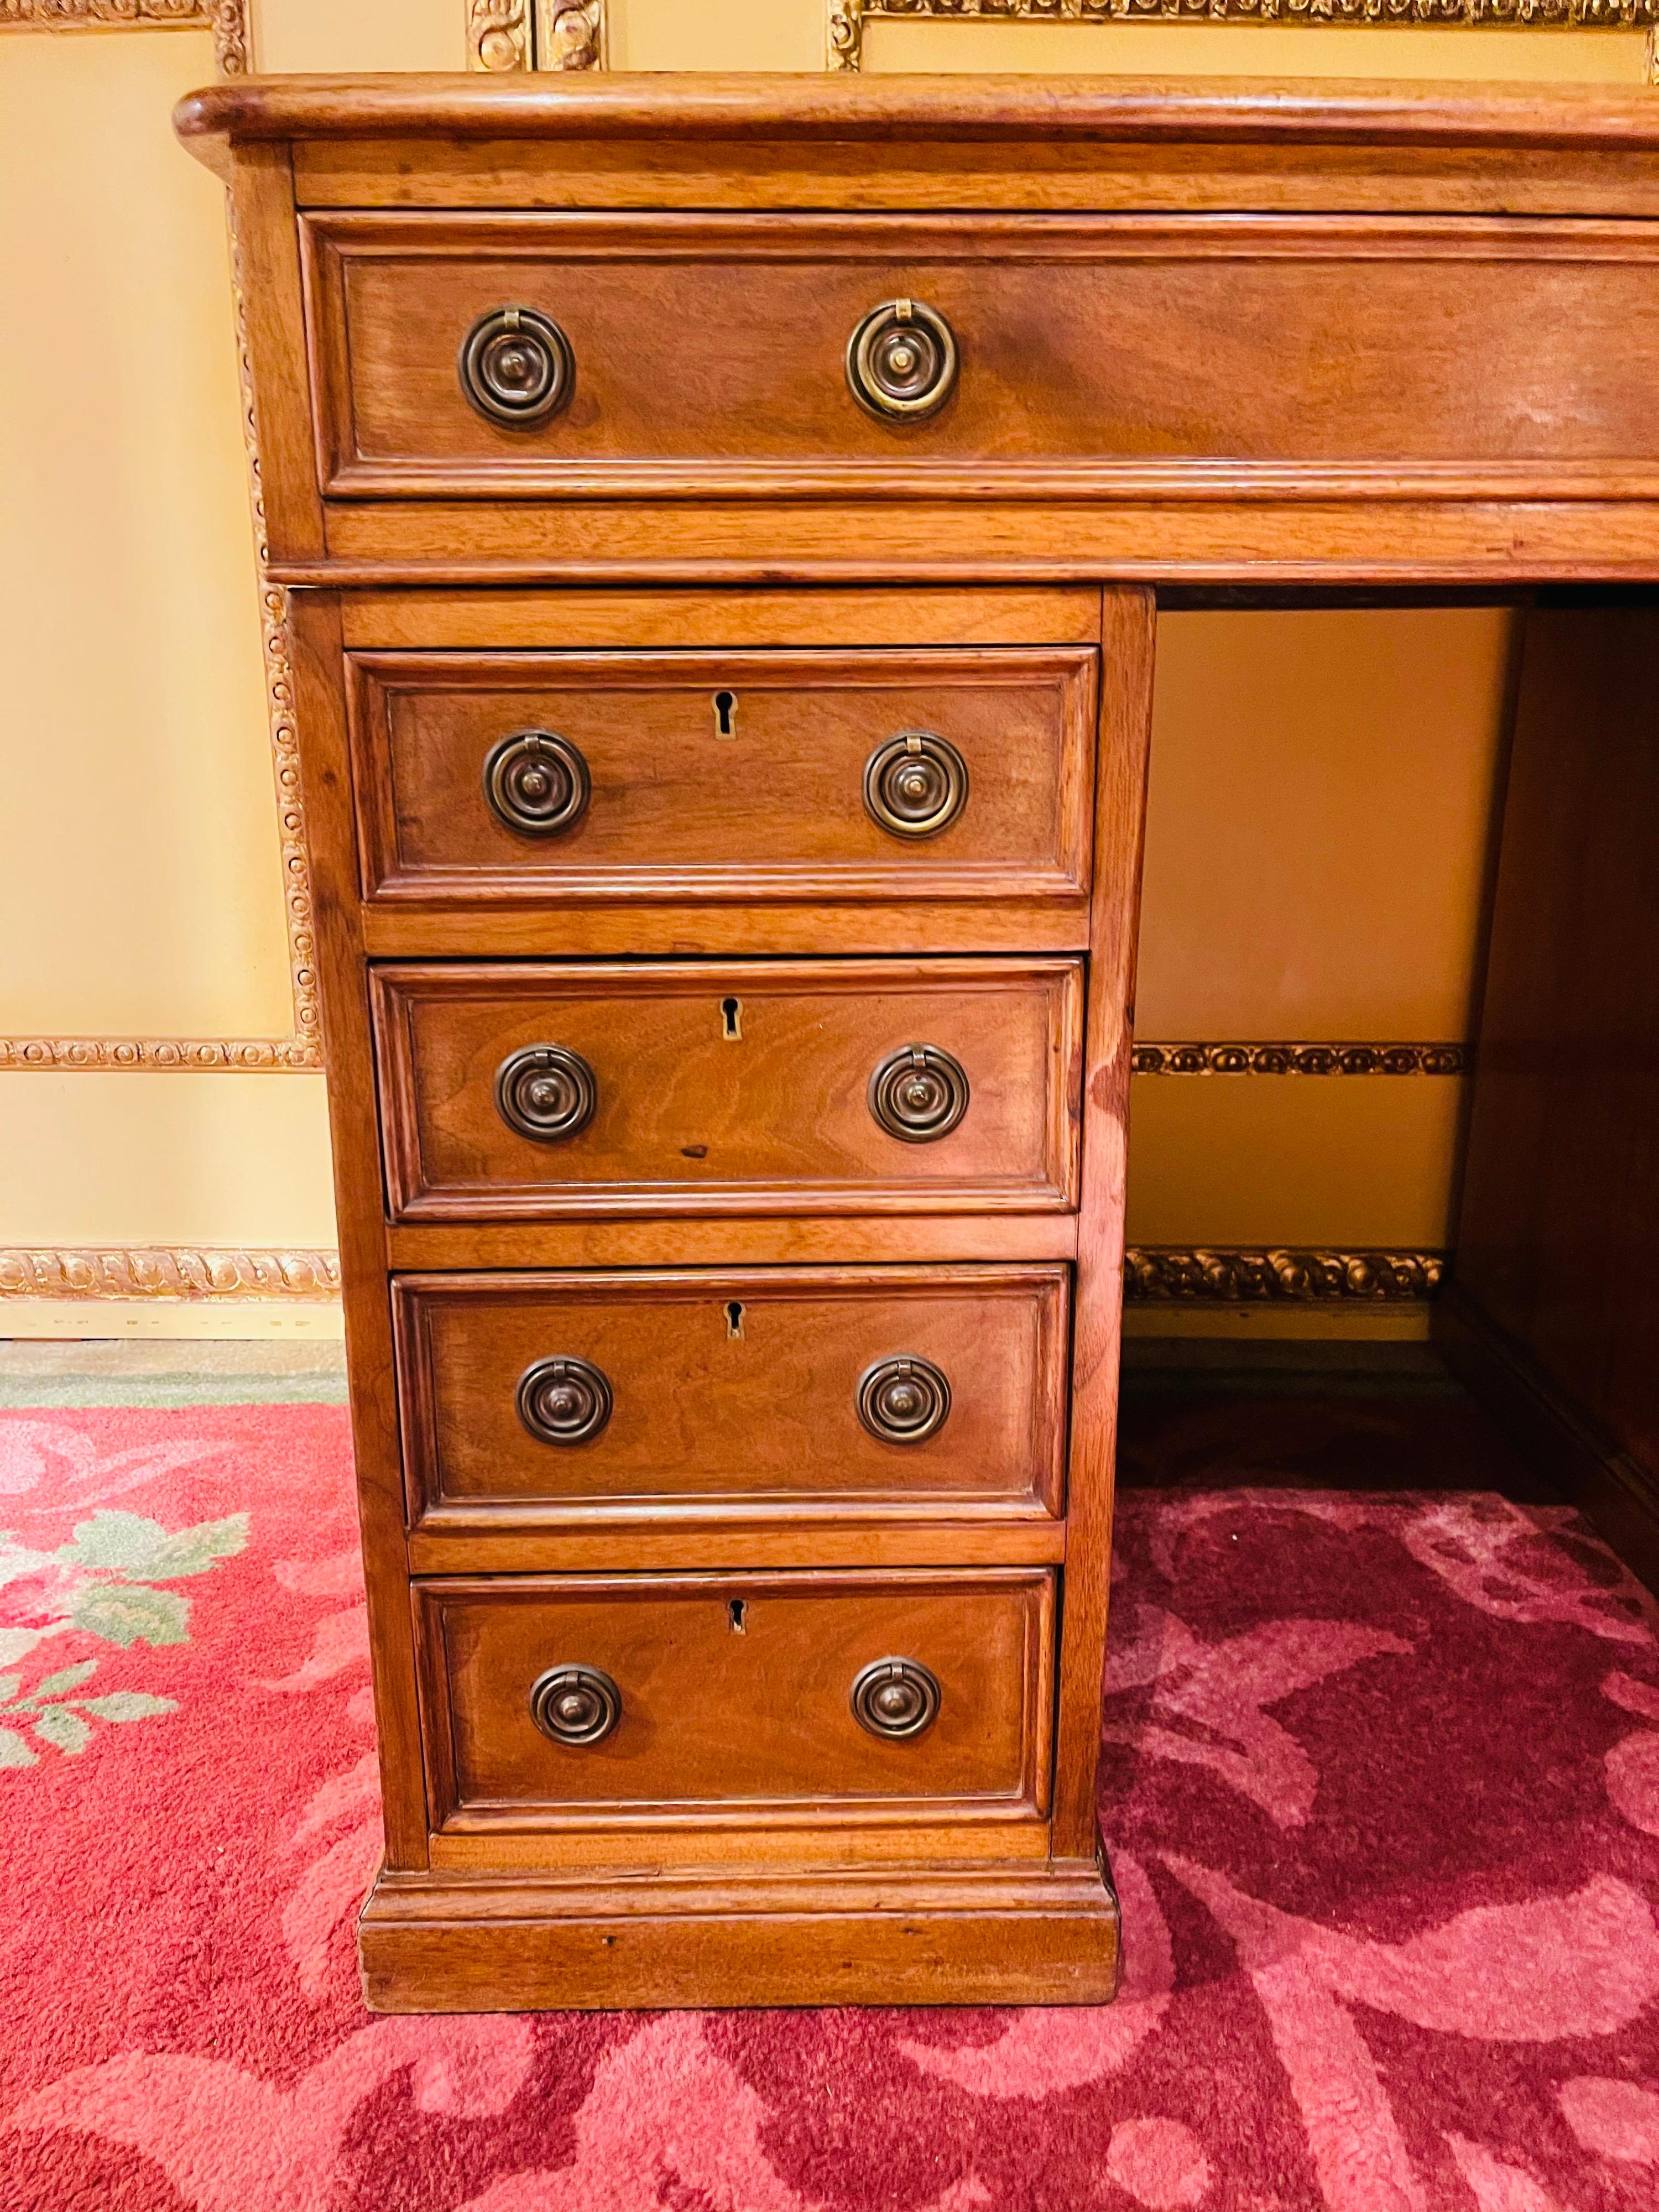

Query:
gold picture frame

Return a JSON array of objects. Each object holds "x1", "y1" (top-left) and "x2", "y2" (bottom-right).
[
  {"x1": 829, "y1": 0, "x2": 1656, "y2": 71},
  {"x1": 467, "y1": 0, "x2": 606, "y2": 71}
]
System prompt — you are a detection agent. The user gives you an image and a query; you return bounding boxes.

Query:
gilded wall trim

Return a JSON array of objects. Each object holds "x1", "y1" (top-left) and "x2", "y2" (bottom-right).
[
  {"x1": 227, "y1": 180, "x2": 323, "y2": 1071},
  {"x1": 0, "y1": 1243, "x2": 1445, "y2": 1304},
  {"x1": 467, "y1": 0, "x2": 605, "y2": 70},
  {"x1": 0, "y1": 0, "x2": 247, "y2": 71},
  {"x1": 0, "y1": 4, "x2": 323, "y2": 1077},
  {"x1": 0, "y1": 1247, "x2": 341, "y2": 1300},
  {"x1": 1125, "y1": 1247, "x2": 1445, "y2": 1302},
  {"x1": 1131, "y1": 1042, "x2": 1466, "y2": 1076},
  {"x1": 830, "y1": 0, "x2": 1655, "y2": 66},
  {"x1": 0, "y1": 1037, "x2": 316, "y2": 1072},
  {"x1": 2, "y1": 1, "x2": 204, "y2": 25}
]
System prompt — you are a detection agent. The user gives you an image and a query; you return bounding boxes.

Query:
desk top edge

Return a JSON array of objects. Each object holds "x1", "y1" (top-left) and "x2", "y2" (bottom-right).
[{"x1": 173, "y1": 72, "x2": 1659, "y2": 161}]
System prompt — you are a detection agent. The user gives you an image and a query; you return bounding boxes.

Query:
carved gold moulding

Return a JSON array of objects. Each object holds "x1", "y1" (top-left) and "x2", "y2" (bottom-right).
[
  {"x1": 1131, "y1": 1042, "x2": 1466, "y2": 1075},
  {"x1": 1126, "y1": 1247, "x2": 1446, "y2": 1302},
  {"x1": 0, "y1": 0, "x2": 248, "y2": 71},
  {"x1": 0, "y1": 1248, "x2": 341, "y2": 1301},
  {"x1": 830, "y1": 0, "x2": 1657, "y2": 66},
  {"x1": 0, "y1": 1245, "x2": 1446, "y2": 1303},
  {"x1": 467, "y1": 0, "x2": 606, "y2": 72}
]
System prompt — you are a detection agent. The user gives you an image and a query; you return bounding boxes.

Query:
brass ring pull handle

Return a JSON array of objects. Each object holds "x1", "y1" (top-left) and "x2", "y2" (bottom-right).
[
  {"x1": 858, "y1": 1354, "x2": 951, "y2": 1445},
  {"x1": 864, "y1": 731, "x2": 968, "y2": 839},
  {"x1": 459, "y1": 305, "x2": 575, "y2": 427},
  {"x1": 494, "y1": 1044, "x2": 597, "y2": 1142},
  {"x1": 868, "y1": 1044, "x2": 969, "y2": 1143},
  {"x1": 846, "y1": 298, "x2": 958, "y2": 422},
  {"x1": 517, "y1": 1355, "x2": 613, "y2": 1446},
  {"x1": 851, "y1": 1657, "x2": 941, "y2": 1740},
  {"x1": 530, "y1": 1664, "x2": 621, "y2": 1745},
  {"x1": 483, "y1": 729, "x2": 591, "y2": 838}
]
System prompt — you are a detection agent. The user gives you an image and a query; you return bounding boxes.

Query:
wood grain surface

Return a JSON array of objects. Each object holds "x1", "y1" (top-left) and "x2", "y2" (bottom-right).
[
  {"x1": 371, "y1": 957, "x2": 1084, "y2": 1219},
  {"x1": 414, "y1": 1567, "x2": 1054, "y2": 1832},
  {"x1": 185, "y1": 70, "x2": 1659, "y2": 2007},
  {"x1": 304, "y1": 212, "x2": 1659, "y2": 503},
  {"x1": 349, "y1": 644, "x2": 1095, "y2": 906},
  {"x1": 1446, "y1": 599, "x2": 1659, "y2": 1590},
  {"x1": 394, "y1": 1264, "x2": 1068, "y2": 1524}
]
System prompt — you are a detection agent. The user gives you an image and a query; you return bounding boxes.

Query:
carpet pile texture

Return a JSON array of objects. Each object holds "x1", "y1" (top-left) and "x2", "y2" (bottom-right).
[{"x1": 4, "y1": 1401, "x2": 1659, "y2": 2210}]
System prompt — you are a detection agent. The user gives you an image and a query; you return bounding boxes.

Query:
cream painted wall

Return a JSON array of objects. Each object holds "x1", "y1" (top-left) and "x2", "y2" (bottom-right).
[
  {"x1": 1139, "y1": 611, "x2": 1511, "y2": 1042},
  {"x1": 255, "y1": 0, "x2": 462, "y2": 72},
  {"x1": 0, "y1": 29, "x2": 337, "y2": 1339},
  {"x1": 1, "y1": 2, "x2": 1636, "y2": 1337},
  {"x1": 0, "y1": 33, "x2": 281, "y2": 1039}
]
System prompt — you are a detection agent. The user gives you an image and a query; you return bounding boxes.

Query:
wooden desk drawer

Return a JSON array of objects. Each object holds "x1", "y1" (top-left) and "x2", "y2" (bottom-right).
[
  {"x1": 304, "y1": 210, "x2": 1659, "y2": 499},
  {"x1": 393, "y1": 1264, "x2": 1068, "y2": 1526},
  {"x1": 371, "y1": 957, "x2": 1083, "y2": 1220},
  {"x1": 348, "y1": 646, "x2": 1095, "y2": 906},
  {"x1": 414, "y1": 1569, "x2": 1054, "y2": 1830}
]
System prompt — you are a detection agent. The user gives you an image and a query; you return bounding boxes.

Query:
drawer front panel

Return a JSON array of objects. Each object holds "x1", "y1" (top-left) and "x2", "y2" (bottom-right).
[
  {"x1": 394, "y1": 1264, "x2": 1069, "y2": 1523},
  {"x1": 371, "y1": 958, "x2": 1083, "y2": 1219},
  {"x1": 349, "y1": 646, "x2": 1095, "y2": 905},
  {"x1": 415, "y1": 1569, "x2": 1054, "y2": 1828},
  {"x1": 305, "y1": 211, "x2": 1659, "y2": 496}
]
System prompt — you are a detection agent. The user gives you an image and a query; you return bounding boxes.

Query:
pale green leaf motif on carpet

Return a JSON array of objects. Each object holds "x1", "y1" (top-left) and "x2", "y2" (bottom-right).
[
  {"x1": 55, "y1": 1510, "x2": 249, "y2": 1579},
  {"x1": 0, "y1": 1507, "x2": 243, "y2": 1768}
]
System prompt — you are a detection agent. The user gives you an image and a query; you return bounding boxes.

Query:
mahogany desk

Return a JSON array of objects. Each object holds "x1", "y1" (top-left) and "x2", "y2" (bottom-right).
[{"x1": 179, "y1": 75, "x2": 1659, "y2": 2012}]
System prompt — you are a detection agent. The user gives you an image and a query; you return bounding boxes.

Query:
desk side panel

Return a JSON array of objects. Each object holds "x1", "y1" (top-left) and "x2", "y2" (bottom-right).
[{"x1": 1443, "y1": 598, "x2": 1659, "y2": 1591}]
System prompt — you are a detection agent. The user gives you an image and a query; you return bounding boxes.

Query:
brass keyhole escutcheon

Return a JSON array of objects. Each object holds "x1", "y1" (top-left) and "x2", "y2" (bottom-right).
[
  {"x1": 851, "y1": 1657, "x2": 941, "y2": 1740},
  {"x1": 857, "y1": 1354, "x2": 951, "y2": 1445},
  {"x1": 846, "y1": 298, "x2": 958, "y2": 422},
  {"x1": 713, "y1": 690, "x2": 738, "y2": 738},
  {"x1": 494, "y1": 1045, "x2": 598, "y2": 1142},
  {"x1": 458, "y1": 305, "x2": 576, "y2": 427},
  {"x1": 867, "y1": 1044, "x2": 970, "y2": 1143},
  {"x1": 483, "y1": 729, "x2": 590, "y2": 837},
  {"x1": 529, "y1": 1664, "x2": 620, "y2": 1745},
  {"x1": 864, "y1": 731, "x2": 968, "y2": 839},
  {"x1": 517, "y1": 1354, "x2": 613, "y2": 1446}
]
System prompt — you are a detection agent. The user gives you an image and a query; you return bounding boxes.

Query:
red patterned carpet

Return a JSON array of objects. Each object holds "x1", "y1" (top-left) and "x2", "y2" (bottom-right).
[{"x1": 4, "y1": 1399, "x2": 1659, "y2": 2211}]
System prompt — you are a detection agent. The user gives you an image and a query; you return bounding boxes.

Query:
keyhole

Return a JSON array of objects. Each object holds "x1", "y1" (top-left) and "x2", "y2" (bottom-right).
[
  {"x1": 713, "y1": 690, "x2": 737, "y2": 739},
  {"x1": 724, "y1": 1300, "x2": 745, "y2": 1340},
  {"x1": 728, "y1": 1598, "x2": 747, "y2": 1634},
  {"x1": 721, "y1": 996, "x2": 742, "y2": 1040}
]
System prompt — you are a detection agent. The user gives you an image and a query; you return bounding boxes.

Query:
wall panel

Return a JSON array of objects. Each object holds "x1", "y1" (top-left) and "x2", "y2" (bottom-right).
[{"x1": 2, "y1": 0, "x2": 1611, "y2": 1334}]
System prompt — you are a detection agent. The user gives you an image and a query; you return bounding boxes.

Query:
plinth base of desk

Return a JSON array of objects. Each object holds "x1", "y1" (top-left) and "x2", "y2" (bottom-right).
[{"x1": 358, "y1": 1856, "x2": 1120, "y2": 2012}]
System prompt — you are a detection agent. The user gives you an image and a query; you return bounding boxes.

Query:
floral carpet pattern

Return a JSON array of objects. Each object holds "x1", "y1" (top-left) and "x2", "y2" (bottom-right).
[{"x1": 4, "y1": 1401, "x2": 1659, "y2": 2211}]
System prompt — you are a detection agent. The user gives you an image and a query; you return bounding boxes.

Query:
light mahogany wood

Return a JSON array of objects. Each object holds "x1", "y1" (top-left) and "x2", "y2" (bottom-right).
[
  {"x1": 176, "y1": 75, "x2": 1659, "y2": 238},
  {"x1": 1053, "y1": 586, "x2": 1155, "y2": 1860},
  {"x1": 309, "y1": 495, "x2": 1659, "y2": 589},
  {"x1": 173, "y1": 73, "x2": 1659, "y2": 155},
  {"x1": 179, "y1": 70, "x2": 1659, "y2": 2012},
  {"x1": 283, "y1": 591, "x2": 427, "y2": 1872},
  {"x1": 302, "y1": 211, "x2": 1659, "y2": 504},
  {"x1": 348, "y1": 644, "x2": 1095, "y2": 907},
  {"x1": 405, "y1": 1523, "x2": 1067, "y2": 1575},
  {"x1": 426, "y1": 1819, "x2": 1055, "y2": 1874},
  {"x1": 413, "y1": 1568, "x2": 1054, "y2": 1832},
  {"x1": 1442, "y1": 601, "x2": 1659, "y2": 1593},
  {"x1": 358, "y1": 1860, "x2": 1119, "y2": 2011},
  {"x1": 393, "y1": 1264, "x2": 1068, "y2": 1527},
  {"x1": 229, "y1": 144, "x2": 324, "y2": 561},
  {"x1": 384, "y1": 1215, "x2": 1079, "y2": 1269},
  {"x1": 360, "y1": 903, "x2": 1090, "y2": 959},
  {"x1": 340, "y1": 586, "x2": 1100, "y2": 651},
  {"x1": 371, "y1": 957, "x2": 1084, "y2": 1220}
]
